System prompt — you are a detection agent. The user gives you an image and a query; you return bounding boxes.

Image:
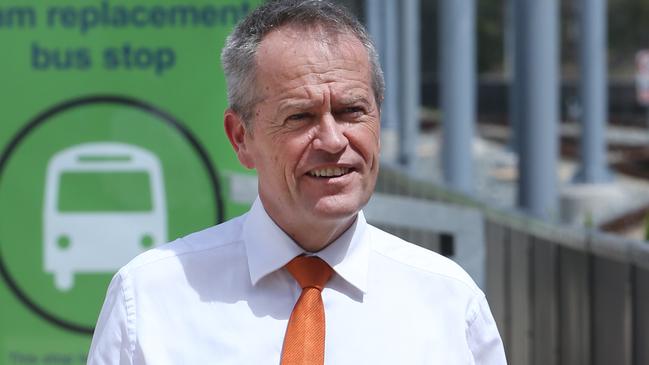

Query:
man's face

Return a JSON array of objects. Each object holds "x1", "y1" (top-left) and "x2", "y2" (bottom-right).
[{"x1": 229, "y1": 26, "x2": 380, "y2": 236}]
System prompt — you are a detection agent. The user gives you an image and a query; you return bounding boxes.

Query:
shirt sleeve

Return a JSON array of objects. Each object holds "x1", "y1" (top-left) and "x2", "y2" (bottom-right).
[
  {"x1": 87, "y1": 272, "x2": 134, "y2": 365},
  {"x1": 466, "y1": 294, "x2": 508, "y2": 365}
]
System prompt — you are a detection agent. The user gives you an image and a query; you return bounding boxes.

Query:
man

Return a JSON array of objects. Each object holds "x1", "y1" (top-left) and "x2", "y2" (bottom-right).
[{"x1": 88, "y1": 1, "x2": 506, "y2": 364}]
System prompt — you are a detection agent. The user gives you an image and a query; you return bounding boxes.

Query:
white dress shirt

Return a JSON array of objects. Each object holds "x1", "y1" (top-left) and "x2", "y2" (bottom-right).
[{"x1": 88, "y1": 197, "x2": 506, "y2": 364}]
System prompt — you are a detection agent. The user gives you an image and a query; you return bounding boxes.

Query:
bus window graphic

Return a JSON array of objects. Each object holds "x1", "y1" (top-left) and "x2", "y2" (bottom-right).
[{"x1": 43, "y1": 142, "x2": 167, "y2": 291}]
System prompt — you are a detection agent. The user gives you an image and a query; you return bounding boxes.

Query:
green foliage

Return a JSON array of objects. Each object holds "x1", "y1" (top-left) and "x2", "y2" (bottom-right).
[
  {"x1": 583, "y1": 211, "x2": 594, "y2": 229},
  {"x1": 477, "y1": 0, "x2": 504, "y2": 74},
  {"x1": 608, "y1": 0, "x2": 649, "y2": 75}
]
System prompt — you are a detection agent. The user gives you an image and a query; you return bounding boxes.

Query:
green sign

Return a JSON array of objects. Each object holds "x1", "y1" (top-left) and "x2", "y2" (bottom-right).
[{"x1": 0, "y1": 1, "x2": 259, "y2": 363}]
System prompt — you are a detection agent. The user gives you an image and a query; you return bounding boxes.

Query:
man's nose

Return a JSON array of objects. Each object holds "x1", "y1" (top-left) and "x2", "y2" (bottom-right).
[{"x1": 312, "y1": 113, "x2": 348, "y2": 153}]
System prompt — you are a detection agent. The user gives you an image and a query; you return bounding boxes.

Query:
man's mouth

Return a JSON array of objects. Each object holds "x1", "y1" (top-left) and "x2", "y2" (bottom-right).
[{"x1": 307, "y1": 167, "x2": 351, "y2": 178}]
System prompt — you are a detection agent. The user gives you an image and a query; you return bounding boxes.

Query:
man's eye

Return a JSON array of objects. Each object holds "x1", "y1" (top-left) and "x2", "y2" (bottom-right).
[
  {"x1": 340, "y1": 107, "x2": 365, "y2": 117},
  {"x1": 286, "y1": 113, "x2": 311, "y2": 121}
]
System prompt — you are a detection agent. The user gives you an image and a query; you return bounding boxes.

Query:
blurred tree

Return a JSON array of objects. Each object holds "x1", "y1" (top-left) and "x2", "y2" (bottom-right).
[
  {"x1": 608, "y1": 0, "x2": 649, "y2": 76},
  {"x1": 477, "y1": 0, "x2": 504, "y2": 75}
]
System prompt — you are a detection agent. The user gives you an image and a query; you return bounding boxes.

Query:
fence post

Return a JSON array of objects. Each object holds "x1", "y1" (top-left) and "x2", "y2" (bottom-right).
[
  {"x1": 634, "y1": 266, "x2": 649, "y2": 365},
  {"x1": 509, "y1": 229, "x2": 533, "y2": 365},
  {"x1": 398, "y1": 0, "x2": 420, "y2": 170},
  {"x1": 558, "y1": 247, "x2": 592, "y2": 365},
  {"x1": 439, "y1": 0, "x2": 476, "y2": 194},
  {"x1": 514, "y1": 0, "x2": 560, "y2": 220},
  {"x1": 533, "y1": 239, "x2": 559, "y2": 364},
  {"x1": 485, "y1": 221, "x2": 510, "y2": 355},
  {"x1": 592, "y1": 255, "x2": 632, "y2": 365},
  {"x1": 574, "y1": 0, "x2": 612, "y2": 183},
  {"x1": 380, "y1": 0, "x2": 400, "y2": 163}
]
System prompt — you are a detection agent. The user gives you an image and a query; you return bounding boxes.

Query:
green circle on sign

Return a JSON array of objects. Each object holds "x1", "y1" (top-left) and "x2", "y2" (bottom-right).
[
  {"x1": 140, "y1": 234, "x2": 154, "y2": 249},
  {"x1": 57, "y1": 235, "x2": 71, "y2": 250},
  {"x1": 0, "y1": 98, "x2": 221, "y2": 330}
]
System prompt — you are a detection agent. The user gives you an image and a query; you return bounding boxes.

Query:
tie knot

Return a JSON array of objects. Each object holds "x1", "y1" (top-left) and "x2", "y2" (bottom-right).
[{"x1": 285, "y1": 256, "x2": 333, "y2": 291}]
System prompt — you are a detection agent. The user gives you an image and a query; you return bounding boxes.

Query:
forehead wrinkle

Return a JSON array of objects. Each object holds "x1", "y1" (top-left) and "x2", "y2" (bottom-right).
[
  {"x1": 256, "y1": 33, "x2": 370, "y2": 78},
  {"x1": 278, "y1": 98, "x2": 314, "y2": 111},
  {"x1": 335, "y1": 92, "x2": 371, "y2": 106},
  {"x1": 270, "y1": 82, "x2": 328, "y2": 113},
  {"x1": 270, "y1": 64, "x2": 362, "y2": 92},
  {"x1": 256, "y1": 72, "x2": 309, "y2": 106},
  {"x1": 326, "y1": 78, "x2": 372, "y2": 100},
  {"x1": 261, "y1": 41, "x2": 368, "y2": 82},
  {"x1": 277, "y1": 94, "x2": 319, "y2": 113},
  {"x1": 267, "y1": 79, "x2": 371, "y2": 114}
]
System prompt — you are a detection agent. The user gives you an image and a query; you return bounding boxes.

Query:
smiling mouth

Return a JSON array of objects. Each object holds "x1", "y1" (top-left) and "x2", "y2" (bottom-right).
[{"x1": 307, "y1": 167, "x2": 351, "y2": 178}]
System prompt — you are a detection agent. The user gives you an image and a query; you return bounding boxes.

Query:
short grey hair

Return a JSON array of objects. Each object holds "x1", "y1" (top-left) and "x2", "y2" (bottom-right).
[{"x1": 221, "y1": 0, "x2": 385, "y2": 126}]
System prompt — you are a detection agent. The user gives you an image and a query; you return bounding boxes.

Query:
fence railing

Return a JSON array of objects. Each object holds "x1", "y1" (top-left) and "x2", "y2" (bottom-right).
[{"x1": 373, "y1": 165, "x2": 649, "y2": 365}]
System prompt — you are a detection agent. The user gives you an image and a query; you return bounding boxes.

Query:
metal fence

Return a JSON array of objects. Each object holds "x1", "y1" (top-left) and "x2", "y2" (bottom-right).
[{"x1": 373, "y1": 165, "x2": 649, "y2": 365}]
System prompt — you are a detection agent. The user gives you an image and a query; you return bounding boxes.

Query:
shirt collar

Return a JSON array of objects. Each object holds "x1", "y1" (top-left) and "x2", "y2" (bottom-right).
[{"x1": 242, "y1": 196, "x2": 369, "y2": 294}]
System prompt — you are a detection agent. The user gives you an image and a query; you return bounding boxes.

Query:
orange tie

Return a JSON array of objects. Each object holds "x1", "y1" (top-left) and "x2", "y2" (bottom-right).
[{"x1": 281, "y1": 256, "x2": 333, "y2": 365}]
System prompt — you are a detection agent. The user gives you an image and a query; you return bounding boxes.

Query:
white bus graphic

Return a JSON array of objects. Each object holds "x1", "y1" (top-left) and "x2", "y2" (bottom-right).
[{"x1": 44, "y1": 142, "x2": 167, "y2": 291}]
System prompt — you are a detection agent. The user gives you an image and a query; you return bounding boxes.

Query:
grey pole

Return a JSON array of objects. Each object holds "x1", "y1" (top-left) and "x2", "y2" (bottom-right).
[
  {"x1": 382, "y1": 0, "x2": 399, "y2": 131},
  {"x1": 506, "y1": 0, "x2": 521, "y2": 153},
  {"x1": 398, "y1": 0, "x2": 420, "y2": 170},
  {"x1": 439, "y1": 0, "x2": 476, "y2": 194},
  {"x1": 574, "y1": 0, "x2": 612, "y2": 183},
  {"x1": 365, "y1": 0, "x2": 384, "y2": 64},
  {"x1": 381, "y1": 0, "x2": 400, "y2": 163},
  {"x1": 515, "y1": 0, "x2": 560, "y2": 220}
]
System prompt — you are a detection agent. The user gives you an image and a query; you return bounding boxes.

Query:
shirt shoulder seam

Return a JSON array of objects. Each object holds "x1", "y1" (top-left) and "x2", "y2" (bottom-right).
[
  {"x1": 124, "y1": 238, "x2": 244, "y2": 272},
  {"x1": 368, "y1": 227, "x2": 481, "y2": 295},
  {"x1": 466, "y1": 291, "x2": 485, "y2": 327},
  {"x1": 116, "y1": 270, "x2": 136, "y2": 358},
  {"x1": 372, "y1": 248, "x2": 479, "y2": 293}
]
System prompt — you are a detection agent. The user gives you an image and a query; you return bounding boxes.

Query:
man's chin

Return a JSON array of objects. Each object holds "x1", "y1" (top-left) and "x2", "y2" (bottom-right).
[{"x1": 308, "y1": 195, "x2": 367, "y2": 221}]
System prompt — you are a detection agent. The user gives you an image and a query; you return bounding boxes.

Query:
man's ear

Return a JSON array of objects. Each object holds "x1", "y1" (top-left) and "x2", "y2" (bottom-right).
[{"x1": 224, "y1": 109, "x2": 255, "y2": 169}]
